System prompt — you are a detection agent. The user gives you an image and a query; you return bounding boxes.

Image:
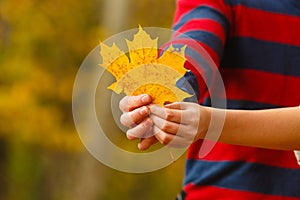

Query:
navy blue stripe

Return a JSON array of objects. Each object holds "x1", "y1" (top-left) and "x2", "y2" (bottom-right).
[
  {"x1": 202, "y1": 98, "x2": 281, "y2": 109},
  {"x1": 185, "y1": 159, "x2": 300, "y2": 197},
  {"x1": 177, "y1": 30, "x2": 223, "y2": 59},
  {"x1": 173, "y1": 6, "x2": 230, "y2": 34},
  {"x1": 221, "y1": 37, "x2": 300, "y2": 77},
  {"x1": 226, "y1": 0, "x2": 300, "y2": 17},
  {"x1": 177, "y1": 71, "x2": 200, "y2": 102},
  {"x1": 203, "y1": 98, "x2": 281, "y2": 109},
  {"x1": 225, "y1": 99, "x2": 280, "y2": 109}
]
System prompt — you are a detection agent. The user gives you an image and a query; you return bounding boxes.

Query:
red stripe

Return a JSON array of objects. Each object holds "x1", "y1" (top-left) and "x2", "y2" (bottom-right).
[
  {"x1": 174, "y1": 19, "x2": 227, "y2": 45},
  {"x1": 184, "y1": 184, "x2": 300, "y2": 200},
  {"x1": 231, "y1": 5, "x2": 300, "y2": 47},
  {"x1": 187, "y1": 140, "x2": 300, "y2": 169},
  {"x1": 173, "y1": 0, "x2": 232, "y2": 25},
  {"x1": 187, "y1": 40, "x2": 220, "y2": 65},
  {"x1": 220, "y1": 68, "x2": 300, "y2": 107},
  {"x1": 163, "y1": 38, "x2": 220, "y2": 100},
  {"x1": 163, "y1": 38, "x2": 217, "y2": 66}
]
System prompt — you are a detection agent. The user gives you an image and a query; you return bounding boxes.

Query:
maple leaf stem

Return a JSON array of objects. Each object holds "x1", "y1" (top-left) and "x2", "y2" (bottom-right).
[{"x1": 168, "y1": 147, "x2": 175, "y2": 163}]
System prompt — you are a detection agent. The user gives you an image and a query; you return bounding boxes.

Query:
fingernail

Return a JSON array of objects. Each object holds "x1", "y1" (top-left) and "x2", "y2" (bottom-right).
[
  {"x1": 140, "y1": 107, "x2": 148, "y2": 115},
  {"x1": 138, "y1": 143, "x2": 144, "y2": 150},
  {"x1": 141, "y1": 95, "x2": 150, "y2": 103}
]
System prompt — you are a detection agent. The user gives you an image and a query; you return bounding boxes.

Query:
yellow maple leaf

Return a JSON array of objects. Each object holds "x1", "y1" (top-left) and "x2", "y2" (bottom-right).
[{"x1": 99, "y1": 26, "x2": 191, "y2": 106}]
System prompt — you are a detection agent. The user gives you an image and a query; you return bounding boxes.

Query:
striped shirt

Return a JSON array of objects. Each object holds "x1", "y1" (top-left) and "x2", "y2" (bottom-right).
[{"x1": 172, "y1": 0, "x2": 300, "y2": 199}]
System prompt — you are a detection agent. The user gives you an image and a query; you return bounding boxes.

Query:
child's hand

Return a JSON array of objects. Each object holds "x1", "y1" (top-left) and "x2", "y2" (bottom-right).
[
  {"x1": 149, "y1": 102, "x2": 210, "y2": 148},
  {"x1": 119, "y1": 94, "x2": 158, "y2": 150}
]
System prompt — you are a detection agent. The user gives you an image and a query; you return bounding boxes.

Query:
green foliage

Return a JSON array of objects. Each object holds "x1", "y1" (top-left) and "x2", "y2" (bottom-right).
[{"x1": 0, "y1": 0, "x2": 184, "y2": 199}]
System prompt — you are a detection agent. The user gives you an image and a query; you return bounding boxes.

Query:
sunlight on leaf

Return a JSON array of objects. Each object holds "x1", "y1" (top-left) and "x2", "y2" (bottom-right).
[{"x1": 99, "y1": 26, "x2": 191, "y2": 105}]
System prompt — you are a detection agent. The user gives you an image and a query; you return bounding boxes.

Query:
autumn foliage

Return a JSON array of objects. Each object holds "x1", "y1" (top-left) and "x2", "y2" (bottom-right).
[
  {"x1": 0, "y1": 0, "x2": 183, "y2": 199},
  {"x1": 100, "y1": 26, "x2": 190, "y2": 105}
]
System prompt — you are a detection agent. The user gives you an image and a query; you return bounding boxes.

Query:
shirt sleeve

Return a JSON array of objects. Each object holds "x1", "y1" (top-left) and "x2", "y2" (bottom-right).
[{"x1": 171, "y1": 0, "x2": 232, "y2": 102}]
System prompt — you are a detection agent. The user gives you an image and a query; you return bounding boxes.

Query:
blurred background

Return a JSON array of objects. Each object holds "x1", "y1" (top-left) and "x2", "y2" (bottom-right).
[{"x1": 0, "y1": 0, "x2": 187, "y2": 199}]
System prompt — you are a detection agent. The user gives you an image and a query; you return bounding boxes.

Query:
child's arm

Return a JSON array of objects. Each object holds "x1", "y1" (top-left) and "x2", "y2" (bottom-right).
[
  {"x1": 218, "y1": 106, "x2": 300, "y2": 150},
  {"x1": 150, "y1": 103, "x2": 300, "y2": 151}
]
